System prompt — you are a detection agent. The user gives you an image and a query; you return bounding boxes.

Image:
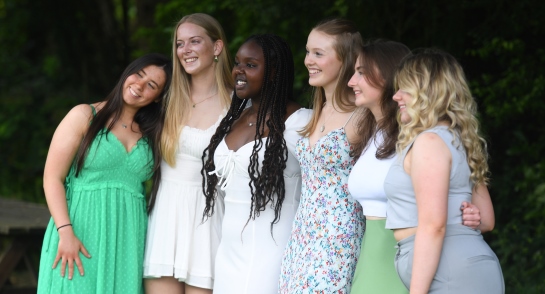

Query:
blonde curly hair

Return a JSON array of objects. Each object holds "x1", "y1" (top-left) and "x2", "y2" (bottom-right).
[{"x1": 394, "y1": 49, "x2": 489, "y2": 187}]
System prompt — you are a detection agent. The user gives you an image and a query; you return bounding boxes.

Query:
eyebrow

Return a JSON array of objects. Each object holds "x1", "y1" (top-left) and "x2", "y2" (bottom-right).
[
  {"x1": 235, "y1": 55, "x2": 260, "y2": 62},
  {"x1": 306, "y1": 45, "x2": 326, "y2": 51},
  {"x1": 177, "y1": 36, "x2": 203, "y2": 42}
]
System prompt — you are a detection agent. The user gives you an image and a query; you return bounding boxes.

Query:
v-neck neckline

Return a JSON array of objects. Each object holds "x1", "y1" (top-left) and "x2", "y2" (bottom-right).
[
  {"x1": 105, "y1": 129, "x2": 143, "y2": 154},
  {"x1": 307, "y1": 127, "x2": 346, "y2": 150}
]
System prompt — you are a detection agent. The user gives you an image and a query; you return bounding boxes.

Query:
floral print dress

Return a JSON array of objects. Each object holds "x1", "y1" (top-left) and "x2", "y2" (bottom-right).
[{"x1": 279, "y1": 126, "x2": 365, "y2": 293}]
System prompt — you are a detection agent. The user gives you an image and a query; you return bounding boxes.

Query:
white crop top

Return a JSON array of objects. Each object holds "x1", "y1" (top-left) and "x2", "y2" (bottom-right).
[{"x1": 347, "y1": 131, "x2": 396, "y2": 217}]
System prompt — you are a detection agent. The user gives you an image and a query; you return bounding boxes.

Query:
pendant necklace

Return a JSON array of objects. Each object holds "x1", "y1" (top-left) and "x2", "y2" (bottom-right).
[
  {"x1": 120, "y1": 121, "x2": 131, "y2": 129},
  {"x1": 192, "y1": 91, "x2": 217, "y2": 108},
  {"x1": 247, "y1": 113, "x2": 256, "y2": 127},
  {"x1": 320, "y1": 102, "x2": 335, "y2": 132}
]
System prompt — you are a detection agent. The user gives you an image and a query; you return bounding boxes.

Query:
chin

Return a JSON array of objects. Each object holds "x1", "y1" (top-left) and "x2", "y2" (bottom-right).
[{"x1": 308, "y1": 80, "x2": 323, "y2": 88}]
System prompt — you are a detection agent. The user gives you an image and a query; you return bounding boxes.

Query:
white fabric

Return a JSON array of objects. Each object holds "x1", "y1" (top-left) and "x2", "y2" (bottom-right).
[
  {"x1": 143, "y1": 114, "x2": 225, "y2": 289},
  {"x1": 348, "y1": 131, "x2": 396, "y2": 218},
  {"x1": 211, "y1": 108, "x2": 312, "y2": 294}
]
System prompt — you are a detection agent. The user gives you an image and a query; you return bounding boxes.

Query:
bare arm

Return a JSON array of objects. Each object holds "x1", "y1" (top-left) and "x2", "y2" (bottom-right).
[
  {"x1": 408, "y1": 133, "x2": 450, "y2": 294},
  {"x1": 43, "y1": 104, "x2": 93, "y2": 279}
]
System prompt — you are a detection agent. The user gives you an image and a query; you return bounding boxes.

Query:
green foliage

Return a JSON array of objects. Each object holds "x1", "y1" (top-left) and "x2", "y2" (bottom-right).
[{"x1": 1, "y1": 0, "x2": 544, "y2": 291}]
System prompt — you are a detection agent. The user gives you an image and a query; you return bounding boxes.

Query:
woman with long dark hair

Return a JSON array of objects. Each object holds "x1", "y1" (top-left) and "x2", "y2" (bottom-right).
[
  {"x1": 38, "y1": 53, "x2": 172, "y2": 294},
  {"x1": 202, "y1": 34, "x2": 311, "y2": 294}
]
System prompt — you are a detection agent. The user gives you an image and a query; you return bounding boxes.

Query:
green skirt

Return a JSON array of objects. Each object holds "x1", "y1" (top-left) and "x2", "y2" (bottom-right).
[{"x1": 351, "y1": 218, "x2": 408, "y2": 293}]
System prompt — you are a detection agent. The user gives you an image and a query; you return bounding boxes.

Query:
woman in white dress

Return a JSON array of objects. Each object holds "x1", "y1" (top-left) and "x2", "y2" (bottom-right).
[
  {"x1": 143, "y1": 13, "x2": 233, "y2": 294},
  {"x1": 201, "y1": 34, "x2": 311, "y2": 294}
]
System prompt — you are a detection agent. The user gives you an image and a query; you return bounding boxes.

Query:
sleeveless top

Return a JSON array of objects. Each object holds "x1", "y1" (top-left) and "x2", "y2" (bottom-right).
[
  {"x1": 279, "y1": 111, "x2": 364, "y2": 292},
  {"x1": 348, "y1": 130, "x2": 396, "y2": 217},
  {"x1": 385, "y1": 126, "x2": 473, "y2": 229},
  {"x1": 38, "y1": 104, "x2": 151, "y2": 294}
]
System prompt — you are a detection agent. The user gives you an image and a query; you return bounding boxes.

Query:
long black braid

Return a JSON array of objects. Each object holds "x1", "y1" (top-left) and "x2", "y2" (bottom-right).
[{"x1": 202, "y1": 34, "x2": 294, "y2": 235}]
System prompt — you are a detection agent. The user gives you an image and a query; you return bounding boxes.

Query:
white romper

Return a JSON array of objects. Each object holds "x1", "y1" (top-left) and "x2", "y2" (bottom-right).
[{"x1": 143, "y1": 114, "x2": 225, "y2": 289}]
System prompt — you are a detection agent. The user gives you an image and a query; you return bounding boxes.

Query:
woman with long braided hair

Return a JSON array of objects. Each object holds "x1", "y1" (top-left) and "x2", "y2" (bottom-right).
[{"x1": 201, "y1": 34, "x2": 311, "y2": 294}]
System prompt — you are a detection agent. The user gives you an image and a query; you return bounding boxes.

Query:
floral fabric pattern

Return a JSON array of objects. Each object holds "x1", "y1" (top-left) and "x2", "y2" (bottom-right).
[{"x1": 279, "y1": 128, "x2": 364, "y2": 293}]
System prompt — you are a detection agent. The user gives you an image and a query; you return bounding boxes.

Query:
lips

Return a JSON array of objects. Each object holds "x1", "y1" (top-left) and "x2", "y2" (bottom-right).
[
  {"x1": 308, "y1": 69, "x2": 321, "y2": 75},
  {"x1": 185, "y1": 57, "x2": 197, "y2": 63},
  {"x1": 235, "y1": 79, "x2": 247, "y2": 91},
  {"x1": 129, "y1": 87, "x2": 140, "y2": 97}
]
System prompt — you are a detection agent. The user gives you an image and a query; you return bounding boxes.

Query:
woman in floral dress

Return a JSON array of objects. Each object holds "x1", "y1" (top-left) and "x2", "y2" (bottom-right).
[{"x1": 279, "y1": 18, "x2": 365, "y2": 293}]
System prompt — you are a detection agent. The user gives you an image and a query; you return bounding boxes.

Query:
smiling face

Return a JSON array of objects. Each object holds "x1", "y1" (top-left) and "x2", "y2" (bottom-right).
[
  {"x1": 392, "y1": 89, "x2": 413, "y2": 123},
  {"x1": 122, "y1": 65, "x2": 166, "y2": 108},
  {"x1": 304, "y1": 29, "x2": 342, "y2": 94},
  {"x1": 232, "y1": 40, "x2": 265, "y2": 100},
  {"x1": 348, "y1": 56, "x2": 384, "y2": 117},
  {"x1": 175, "y1": 22, "x2": 218, "y2": 76}
]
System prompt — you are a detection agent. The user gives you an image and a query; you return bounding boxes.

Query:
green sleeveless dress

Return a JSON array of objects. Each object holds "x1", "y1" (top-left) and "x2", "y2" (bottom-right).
[{"x1": 38, "y1": 106, "x2": 152, "y2": 293}]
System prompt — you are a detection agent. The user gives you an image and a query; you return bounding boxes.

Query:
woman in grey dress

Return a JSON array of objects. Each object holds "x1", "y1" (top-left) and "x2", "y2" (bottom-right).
[{"x1": 385, "y1": 49, "x2": 504, "y2": 293}]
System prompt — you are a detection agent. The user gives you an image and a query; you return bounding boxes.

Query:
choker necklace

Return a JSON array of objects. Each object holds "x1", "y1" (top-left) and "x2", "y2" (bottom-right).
[
  {"x1": 320, "y1": 103, "x2": 335, "y2": 132},
  {"x1": 192, "y1": 91, "x2": 217, "y2": 108}
]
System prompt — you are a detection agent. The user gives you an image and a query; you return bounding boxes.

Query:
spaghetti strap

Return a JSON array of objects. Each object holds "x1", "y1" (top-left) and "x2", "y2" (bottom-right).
[
  {"x1": 89, "y1": 104, "x2": 97, "y2": 117},
  {"x1": 343, "y1": 111, "x2": 356, "y2": 128}
]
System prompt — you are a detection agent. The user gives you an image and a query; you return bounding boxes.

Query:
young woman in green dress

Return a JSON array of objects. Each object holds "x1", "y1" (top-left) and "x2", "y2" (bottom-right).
[{"x1": 38, "y1": 53, "x2": 172, "y2": 294}]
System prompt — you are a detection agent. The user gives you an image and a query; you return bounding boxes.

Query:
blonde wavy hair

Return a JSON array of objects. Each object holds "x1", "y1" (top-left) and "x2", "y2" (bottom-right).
[
  {"x1": 300, "y1": 18, "x2": 363, "y2": 136},
  {"x1": 394, "y1": 49, "x2": 489, "y2": 186},
  {"x1": 161, "y1": 13, "x2": 233, "y2": 166}
]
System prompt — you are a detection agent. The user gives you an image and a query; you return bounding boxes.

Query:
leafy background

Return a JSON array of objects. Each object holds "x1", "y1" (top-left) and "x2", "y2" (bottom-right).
[{"x1": 1, "y1": 0, "x2": 544, "y2": 291}]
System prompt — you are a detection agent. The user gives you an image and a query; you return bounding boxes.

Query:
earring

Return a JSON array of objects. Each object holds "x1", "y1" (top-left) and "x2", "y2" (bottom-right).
[{"x1": 214, "y1": 55, "x2": 218, "y2": 62}]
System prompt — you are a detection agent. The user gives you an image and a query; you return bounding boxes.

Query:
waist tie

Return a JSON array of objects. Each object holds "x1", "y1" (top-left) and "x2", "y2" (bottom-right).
[{"x1": 208, "y1": 150, "x2": 237, "y2": 190}]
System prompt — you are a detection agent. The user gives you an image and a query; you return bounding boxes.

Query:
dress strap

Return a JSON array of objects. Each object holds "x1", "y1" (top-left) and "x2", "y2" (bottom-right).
[
  {"x1": 89, "y1": 104, "x2": 97, "y2": 117},
  {"x1": 343, "y1": 110, "x2": 356, "y2": 128}
]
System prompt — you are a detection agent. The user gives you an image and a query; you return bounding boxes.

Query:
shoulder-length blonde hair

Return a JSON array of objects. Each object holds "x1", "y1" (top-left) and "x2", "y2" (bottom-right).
[
  {"x1": 300, "y1": 18, "x2": 363, "y2": 137},
  {"x1": 394, "y1": 49, "x2": 489, "y2": 186},
  {"x1": 161, "y1": 13, "x2": 234, "y2": 166}
]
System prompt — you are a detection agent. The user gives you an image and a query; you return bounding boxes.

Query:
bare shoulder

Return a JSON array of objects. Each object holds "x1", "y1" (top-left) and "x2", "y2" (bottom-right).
[
  {"x1": 412, "y1": 132, "x2": 450, "y2": 158},
  {"x1": 66, "y1": 104, "x2": 95, "y2": 121},
  {"x1": 60, "y1": 103, "x2": 98, "y2": 134},
  {"x1": 345, "y1": 109, "x2": 362, "y2": 143}
]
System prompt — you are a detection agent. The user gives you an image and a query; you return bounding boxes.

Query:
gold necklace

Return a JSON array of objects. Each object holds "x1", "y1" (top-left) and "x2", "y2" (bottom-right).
[{"x1": 192, "y1": 91, "x2": 217, "y2": 108}]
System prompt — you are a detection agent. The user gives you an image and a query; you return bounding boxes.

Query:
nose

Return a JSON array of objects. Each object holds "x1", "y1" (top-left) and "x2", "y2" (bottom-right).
[
  {"x1": 304, "y1": 54, "x2": 313, "y2": 67},
  {"x1": 348, "y1": 72, "x2": 357, "y2": 87},
  {"x1": 182, "y1": 44, "x2": 191, "y2": 54},
  {"x1": 392, "y1": 90, "x2": 402, "y2": 101},
  {"x1": 233, "y1": 64, "x2": 244, "y2": 75},
  {"x1": 134, "y1": 79, "x2": 146, "y2": 89}
]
